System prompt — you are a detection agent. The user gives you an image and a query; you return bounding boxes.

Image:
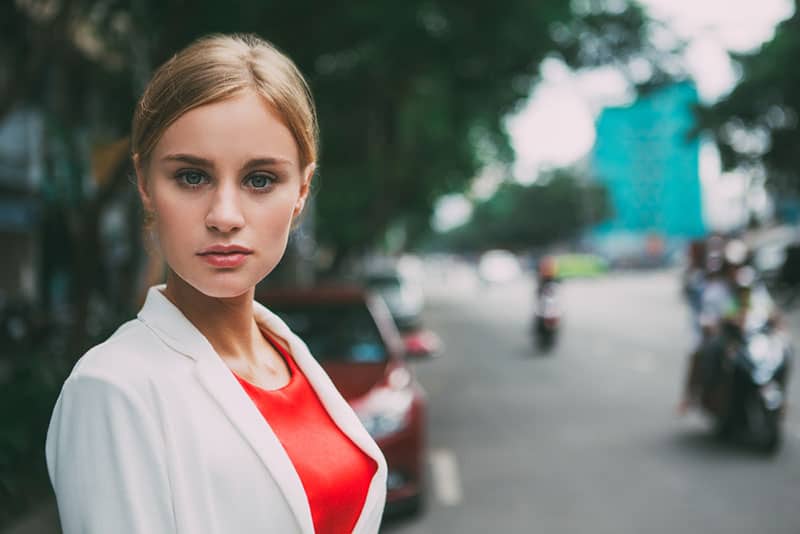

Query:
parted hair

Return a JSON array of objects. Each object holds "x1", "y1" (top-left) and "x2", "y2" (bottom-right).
[{"x1": 131, "y1": 33, "x2": 318, "y2": 169}]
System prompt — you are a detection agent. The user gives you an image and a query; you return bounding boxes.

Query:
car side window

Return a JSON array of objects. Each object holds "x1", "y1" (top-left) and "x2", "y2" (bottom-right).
[{"x1": 272, "y1": 303, "x2": 387, "y2": 363}]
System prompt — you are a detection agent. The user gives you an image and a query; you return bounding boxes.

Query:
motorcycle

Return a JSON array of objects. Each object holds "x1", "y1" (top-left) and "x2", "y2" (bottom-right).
[
  {"x1": 533, "y1": 280, "x2": 561, "y2": 352},
  {"x1": 697, "y1": 289, "x2": 792, "y2": 454}
]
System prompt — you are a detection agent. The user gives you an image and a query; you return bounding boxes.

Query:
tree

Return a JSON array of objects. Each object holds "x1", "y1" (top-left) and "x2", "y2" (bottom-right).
[
  {"x1": 299, "y1": 1, "x2": 671, "y2": 264},
  {"x1": 2, "y1": 0, "x2": 668, "y2": 265},
  {"x1": 0, "y1": 0, "x2": 670, "y2": 347},
  {"x1": 695, "y1": 0, "x2": 800, "y2": 193},
  {"x1": 431, "y1": 170, "x2": 611, "y2": 252}
]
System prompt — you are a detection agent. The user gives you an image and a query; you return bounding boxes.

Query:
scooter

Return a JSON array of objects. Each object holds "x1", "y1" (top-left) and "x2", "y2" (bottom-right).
[
  {"x1": 698, "y1": 298, "x2": 792, "y2": 454},
  {"x1": 533, "y1": 280, "x2": 560, "y2": 352}
]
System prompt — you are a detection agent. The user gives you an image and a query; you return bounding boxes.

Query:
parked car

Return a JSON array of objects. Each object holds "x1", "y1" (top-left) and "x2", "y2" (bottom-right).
[
  {"x1": 364, "y1": 270, "x2": 425, "y2": 330},
  {"x1": 256, "y1": 285, "x2": 432, "y2": 515}
]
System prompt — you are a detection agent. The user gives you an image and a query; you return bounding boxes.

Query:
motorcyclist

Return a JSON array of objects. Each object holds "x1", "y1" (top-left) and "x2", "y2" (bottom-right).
[
  {"x1": 682, "y1": 239, "x2": 707, "y2": 324},
  {"x1": 678, "y1": 239, "x2": 756, "y2": 413},
  {"x1": 533, "y1": 255, "x2": 561, "y2": 349},
  {"x1": 536, "y1": 255, "x2": 558, "y2": 293}
]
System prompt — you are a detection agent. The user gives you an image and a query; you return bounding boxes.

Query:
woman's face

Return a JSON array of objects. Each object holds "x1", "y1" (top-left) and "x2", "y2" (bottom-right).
[{"x1": 137, "y1": 90, "x2": 313, "y2": 298}]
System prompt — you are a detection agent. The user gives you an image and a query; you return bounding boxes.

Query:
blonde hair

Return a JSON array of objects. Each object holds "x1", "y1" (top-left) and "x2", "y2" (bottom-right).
[{"x1": 131, "y1": 33, "x2": 318, "y2": 169}]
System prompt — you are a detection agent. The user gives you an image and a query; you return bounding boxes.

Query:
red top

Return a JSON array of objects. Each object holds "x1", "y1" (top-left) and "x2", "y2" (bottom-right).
[{"x1": 234, "y1": 333, "x2": 377, "y2": 534}]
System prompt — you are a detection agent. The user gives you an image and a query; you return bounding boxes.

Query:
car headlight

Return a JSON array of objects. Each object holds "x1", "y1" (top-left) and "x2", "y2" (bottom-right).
[
  {"x1": 359, "y1": 411, "x2": 408, "y2": 441},
  {"x1": 355, "y1": 385, "x2": 414, "y2": 441}
]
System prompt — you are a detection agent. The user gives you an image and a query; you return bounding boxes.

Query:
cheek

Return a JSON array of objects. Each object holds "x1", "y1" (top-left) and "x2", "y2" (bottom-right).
[
  {"x1": 148, "y1": 184, "x2": 206, "y2": 260},
  {"x1": 250, "y1": 197, "x2": 297, "y2": 239},
  {"x1": 153, "y1": 193, "x2": 198, "y2": 238}
]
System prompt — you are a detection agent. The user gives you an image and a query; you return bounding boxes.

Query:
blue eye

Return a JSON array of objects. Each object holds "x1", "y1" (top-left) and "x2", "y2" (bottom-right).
[
  {"x1": 176, "y1": 170, "x2": 207, "y2": 187},
  {"x1": 246, "y1": 173, "x2": 275, "y2": 190}
]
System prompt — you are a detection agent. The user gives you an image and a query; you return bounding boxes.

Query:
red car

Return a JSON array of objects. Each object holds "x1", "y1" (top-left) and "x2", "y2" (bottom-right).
[{"x1": 256, "y1": 285, "x2": 433, "y2": 516}]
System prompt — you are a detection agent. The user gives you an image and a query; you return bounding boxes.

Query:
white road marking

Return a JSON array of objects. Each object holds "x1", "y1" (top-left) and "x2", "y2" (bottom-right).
[{"x1": 429, "y1": 448, "x2": 463, "y2": 506}]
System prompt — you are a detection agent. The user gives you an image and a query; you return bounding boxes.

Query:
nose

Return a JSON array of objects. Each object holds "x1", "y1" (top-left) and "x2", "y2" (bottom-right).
[{"x1": 205, "y1": 181, "x2": 245, "y2": 233}]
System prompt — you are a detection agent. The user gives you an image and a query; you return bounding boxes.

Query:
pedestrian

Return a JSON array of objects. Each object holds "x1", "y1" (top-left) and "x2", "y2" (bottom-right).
[{"x1": 45, "y1": 34, "x2": 387, "y2": 534}]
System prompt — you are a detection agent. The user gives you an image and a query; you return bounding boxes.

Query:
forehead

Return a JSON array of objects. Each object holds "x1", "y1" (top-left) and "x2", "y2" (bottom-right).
[{"x1": 152, "y1": 90, "x2": 299, "y2": 166}]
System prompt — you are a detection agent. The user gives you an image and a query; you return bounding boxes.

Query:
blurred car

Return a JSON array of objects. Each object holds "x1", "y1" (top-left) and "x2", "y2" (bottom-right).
[
  {"x1": 364, "y1": 270, "x2": 425, "y2": 330},
  {"x1": 256, "y1": 285, "x2": 431, "y2": 515},
  {"x1": 477, "y1": 249, "x2": 522, "y2": 284},
  {"x1": 551, "y1": 253, "x2": 608, "y2": 279}
]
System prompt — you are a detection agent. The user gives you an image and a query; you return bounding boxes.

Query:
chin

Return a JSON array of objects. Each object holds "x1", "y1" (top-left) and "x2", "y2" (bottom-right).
[
  {"x1": 172, "y1": 269, "x2": 257, "y2": 300},
  {"x1": 185, "y1": 263, "x2": 282, "y2": 300},
  {"x1": 167, "y1": 251, "x2": 284, "y2": 299},
  {"x1": 197, "y1": 282, "x2": 254, "y2": 299}
]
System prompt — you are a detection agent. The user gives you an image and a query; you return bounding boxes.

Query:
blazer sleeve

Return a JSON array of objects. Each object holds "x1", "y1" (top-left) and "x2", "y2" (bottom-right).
[{"x1": 45, "y1": 374, "x2": 176, "y2": 534}]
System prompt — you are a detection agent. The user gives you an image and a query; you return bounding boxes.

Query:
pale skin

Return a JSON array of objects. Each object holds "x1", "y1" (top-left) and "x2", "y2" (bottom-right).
[{"x1": 135, "y1": 90, "x2": 315, "y2": 389}]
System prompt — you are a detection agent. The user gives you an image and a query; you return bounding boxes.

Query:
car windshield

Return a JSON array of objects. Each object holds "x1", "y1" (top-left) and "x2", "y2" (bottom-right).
[
  {"x1": 366, "y1": 275, "x2": 402, "y2": 290},
  {"x1": 267, "y1": 301, "x2": 388, "y2": 364}
]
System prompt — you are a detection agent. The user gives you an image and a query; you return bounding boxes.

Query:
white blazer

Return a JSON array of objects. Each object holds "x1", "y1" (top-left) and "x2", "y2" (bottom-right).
[{"x1": 45, "y1": 285, "x2": 388, "y2": 534}]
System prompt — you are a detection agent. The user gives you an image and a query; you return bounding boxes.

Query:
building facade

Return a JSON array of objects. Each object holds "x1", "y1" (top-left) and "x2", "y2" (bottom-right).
[{"x1": 591, "y1": 82, "x2": 706, "y2": 262}]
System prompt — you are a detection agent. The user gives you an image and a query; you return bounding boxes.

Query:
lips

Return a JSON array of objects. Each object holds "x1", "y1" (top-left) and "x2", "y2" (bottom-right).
[{"x1": 197, "y1": 244, "x2": 253, "y2": 268}]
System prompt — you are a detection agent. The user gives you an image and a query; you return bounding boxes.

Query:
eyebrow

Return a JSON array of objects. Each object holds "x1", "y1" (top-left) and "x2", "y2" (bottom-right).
[{"x1": 161, "y1": 153, "x2": 294, "y2": 170}]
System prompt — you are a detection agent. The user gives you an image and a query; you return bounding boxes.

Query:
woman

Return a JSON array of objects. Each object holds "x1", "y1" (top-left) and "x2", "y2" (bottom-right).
[{"x1": 45, "y1": 34, "x2": 387, "y2": 534}]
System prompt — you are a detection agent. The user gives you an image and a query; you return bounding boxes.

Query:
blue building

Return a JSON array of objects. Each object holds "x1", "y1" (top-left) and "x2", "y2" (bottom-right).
[{"x1": 591, "y1": 82, "x2": 706, "y2": 260}]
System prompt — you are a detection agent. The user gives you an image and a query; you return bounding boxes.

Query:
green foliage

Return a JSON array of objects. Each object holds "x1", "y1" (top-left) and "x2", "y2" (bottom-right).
[
  {"x1": 1, "y1": 0, "x2": 660, "y2": 260},
  {"x1": 433, "y1": 170, "x2": 611, "y2": 252},
  {"x1": 695, "y1": 1, "x2": 800, "y2": 192},
  {"x1": 0, "y1": 351, "x2": 62, "y2": 527}
]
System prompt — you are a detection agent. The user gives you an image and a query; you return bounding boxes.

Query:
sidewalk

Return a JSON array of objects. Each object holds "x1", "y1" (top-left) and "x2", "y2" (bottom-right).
[{"x1": 3, "y1": 500, "x2": 58, "y2": 534}]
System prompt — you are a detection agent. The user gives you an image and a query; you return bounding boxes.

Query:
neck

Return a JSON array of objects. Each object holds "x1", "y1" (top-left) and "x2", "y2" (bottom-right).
[{"x1": 162, "y1": 271, "x2": 261, "y2": 362}]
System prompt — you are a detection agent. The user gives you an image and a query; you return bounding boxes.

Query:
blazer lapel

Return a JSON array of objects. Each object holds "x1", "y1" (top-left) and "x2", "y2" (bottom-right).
[
  {"x1": 137, "y1": 286, "x2": 314, "y2": 533},
  {"x1": 285, "y1": 333, "x2": 389, "y2": 532},
  {"x1": 193, "y1": 356, "x2": 314, "y2": 533},
  {"x1": 253, "y1": 302, "x2": 389, "y2": 530},
  {"x1": 253, "y1": 301, "x2": 386, "y2": 462}
]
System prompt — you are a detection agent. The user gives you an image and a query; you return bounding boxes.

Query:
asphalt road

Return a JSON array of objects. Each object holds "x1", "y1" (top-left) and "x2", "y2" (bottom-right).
[
  {"x1": 7, "y1": 269, "x2": 799, "y2": 534},
  {"x1": 384, "y1": 269, "x2": 800, "y2": 534}
]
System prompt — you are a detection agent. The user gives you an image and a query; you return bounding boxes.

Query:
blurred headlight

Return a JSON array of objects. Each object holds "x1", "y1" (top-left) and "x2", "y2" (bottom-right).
[
  {"x1": 355, "y1": 387, "x2": 414, "y2": 441},
  {"x1": 748, "y1": 334, "x2": 785, "y2": 384},
  {"x1": 748, "y1": 335, "x2": 771, "y2": 363},
  {"x1": 359, "y1": 412, "x2": 408, "y2": 441}
]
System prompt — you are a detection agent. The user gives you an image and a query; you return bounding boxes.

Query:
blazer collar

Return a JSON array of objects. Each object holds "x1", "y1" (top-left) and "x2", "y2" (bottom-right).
[
  {"x1": 137, "y1": 285, "x2": 314, "y2": 532},
  {"x1": 136, "y1": 285, "x2": 386, "y2": 532},
  {"x1": 137, "y1": 285, "x2": 211, "y2": 362}
]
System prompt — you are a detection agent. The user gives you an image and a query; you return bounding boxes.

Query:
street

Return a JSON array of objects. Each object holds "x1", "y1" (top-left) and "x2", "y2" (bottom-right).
[
  {"x1": 6, "y1": 269, "x2": 799, "y2": 534},
  {"x1": 385, "y1": 269, "x2": 800, "y2": 534}
]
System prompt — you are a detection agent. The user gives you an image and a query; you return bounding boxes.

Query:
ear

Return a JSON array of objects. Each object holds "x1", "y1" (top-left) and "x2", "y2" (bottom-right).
[
  {"x1": 133, "y1": 154, "x2": 154, "y2": 212},
  {"x1": 293, "y1": 162, "x2": 316, "y2": 217}
]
